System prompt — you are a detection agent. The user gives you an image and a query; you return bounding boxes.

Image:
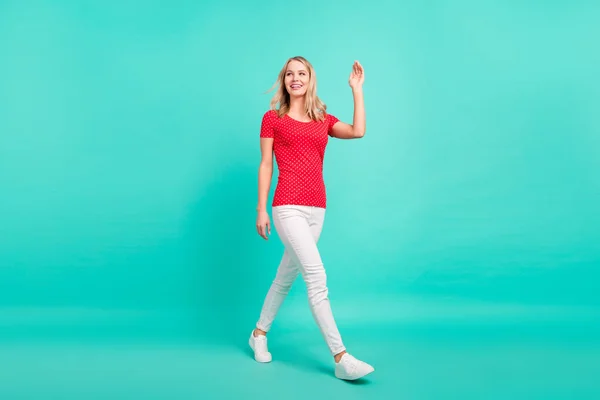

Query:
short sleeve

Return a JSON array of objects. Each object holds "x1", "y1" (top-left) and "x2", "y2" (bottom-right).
[
  {"x1": 260, "y1": 110, "x2": 276, "y2": 138},
  {"x1": 327, "y1": 113, "x2": 339, "y2": 136}
]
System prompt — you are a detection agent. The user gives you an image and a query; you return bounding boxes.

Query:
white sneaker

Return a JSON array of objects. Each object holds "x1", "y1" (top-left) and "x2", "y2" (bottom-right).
[
  {"x1": 249, "y1": 330, "x2": 272, "y2": 363},
  {"x1": 335, "y1": 353, "x2": 374, "y2": 380}
]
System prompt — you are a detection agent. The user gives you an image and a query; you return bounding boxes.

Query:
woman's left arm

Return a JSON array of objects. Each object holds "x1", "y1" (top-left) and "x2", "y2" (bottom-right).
[{"x1": 330, "y1": 60, "x2": 366, "y2": 140}]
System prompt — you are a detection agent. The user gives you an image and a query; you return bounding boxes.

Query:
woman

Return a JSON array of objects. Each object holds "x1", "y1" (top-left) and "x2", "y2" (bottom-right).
[{"x1": 250, "y1": 56, "x2": 374, "y2": 381}]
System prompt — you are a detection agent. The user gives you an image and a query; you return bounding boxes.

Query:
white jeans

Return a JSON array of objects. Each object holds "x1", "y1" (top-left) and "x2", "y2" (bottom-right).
[{"x1": 256, "y1": 205, "x2": 346, "y2": 356}]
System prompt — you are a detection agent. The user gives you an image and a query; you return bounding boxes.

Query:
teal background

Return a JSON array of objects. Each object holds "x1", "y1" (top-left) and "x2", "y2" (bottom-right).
[{"x1": 1, "y1": 0, "x2": 599, "y2": 398}]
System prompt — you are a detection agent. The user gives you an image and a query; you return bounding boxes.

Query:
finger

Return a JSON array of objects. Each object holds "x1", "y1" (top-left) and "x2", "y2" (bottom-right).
[
  {"x1": 267, "y1": 222, "x2": 271, "y2": 235},
  {"x1": 262, "y1": 223, "x2": 269, "y2": 239}
]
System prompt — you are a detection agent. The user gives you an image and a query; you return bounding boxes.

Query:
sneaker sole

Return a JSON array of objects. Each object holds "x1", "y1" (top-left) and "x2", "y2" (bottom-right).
[{"x1": 335, "y1": 367, "x2": 374, "y2": 380}]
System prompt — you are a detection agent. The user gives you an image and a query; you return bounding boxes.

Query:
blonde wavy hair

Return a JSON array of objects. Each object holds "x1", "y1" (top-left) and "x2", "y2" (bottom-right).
[{"x1": 267, "y1": 56, "x2": 327, "y2": 122}]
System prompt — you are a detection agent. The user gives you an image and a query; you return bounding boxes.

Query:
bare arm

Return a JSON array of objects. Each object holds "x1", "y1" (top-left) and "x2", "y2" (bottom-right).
[
  {"x1": 257, "y1": 138, "x2": 274, "y2": 212},
  {"x1": 256, "y1": 137, "x2": 273, "y2": 240},
  {"x1": 330, "y1": 61, "x2": 366, "y2": 140}
]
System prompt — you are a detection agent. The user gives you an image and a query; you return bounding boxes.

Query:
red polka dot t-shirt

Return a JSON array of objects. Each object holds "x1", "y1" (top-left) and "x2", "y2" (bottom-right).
[{"x1": 260, "y1": 109, "x2": 339, "y2": 209}]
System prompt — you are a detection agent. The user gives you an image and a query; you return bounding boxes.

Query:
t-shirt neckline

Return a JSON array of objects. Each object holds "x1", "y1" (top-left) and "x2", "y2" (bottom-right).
[{"x1": 285, "y1": 114, "x2": 314, "y2": 124}]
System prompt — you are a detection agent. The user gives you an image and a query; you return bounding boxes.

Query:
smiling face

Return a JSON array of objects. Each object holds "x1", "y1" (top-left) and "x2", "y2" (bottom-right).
[
  {"x1": 269, "y1": 56, "x2": 326, "y2": 122},
  {"x1": 284, "y1": 59, "x2": 310, "y2": 98}
]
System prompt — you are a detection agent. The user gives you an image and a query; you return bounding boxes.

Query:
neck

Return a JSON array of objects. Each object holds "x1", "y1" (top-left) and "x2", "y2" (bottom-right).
[{"x1": 288, "y1": 96, "x2": 306, "y2": 115}]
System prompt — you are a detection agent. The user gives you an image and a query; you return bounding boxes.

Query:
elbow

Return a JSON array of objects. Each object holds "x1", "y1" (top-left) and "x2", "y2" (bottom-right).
[
  {"x1": 259, "y1": 161, "x2": 273, "y2": 172},
  {"x1": 353, "y1": 128, "x2": 366, "y2": 138}
]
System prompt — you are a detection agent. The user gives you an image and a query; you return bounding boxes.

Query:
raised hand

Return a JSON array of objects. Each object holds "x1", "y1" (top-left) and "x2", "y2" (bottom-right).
[{"x1": 348, "y1": 60, "x2": 365, "y2": 90}]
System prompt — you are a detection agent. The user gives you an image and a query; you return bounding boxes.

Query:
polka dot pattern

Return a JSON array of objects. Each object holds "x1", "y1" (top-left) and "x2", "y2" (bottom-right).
[{"x1": 260, "y1": 109, "x2": 339, "y2": 208}]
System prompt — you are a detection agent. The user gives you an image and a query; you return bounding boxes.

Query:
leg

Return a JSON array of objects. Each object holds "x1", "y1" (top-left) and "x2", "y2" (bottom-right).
[
  {"x1": 250, "y1": 207, "x2": 324, "y2": 363},
  {"x1": 255, "y1": 249, "x2": 299, "y2": 333},
  {"x1": 255, "y1": 207, "x2": 326, "y2": 333},
  {"x1": 272, "y1": 205, "x2": 346, "y2": 356}
]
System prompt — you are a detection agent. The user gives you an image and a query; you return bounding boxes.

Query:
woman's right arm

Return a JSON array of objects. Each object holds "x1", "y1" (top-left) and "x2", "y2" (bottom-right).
[{"x1": 256, "y1": 137, "x2": 274, "y2": 240}]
